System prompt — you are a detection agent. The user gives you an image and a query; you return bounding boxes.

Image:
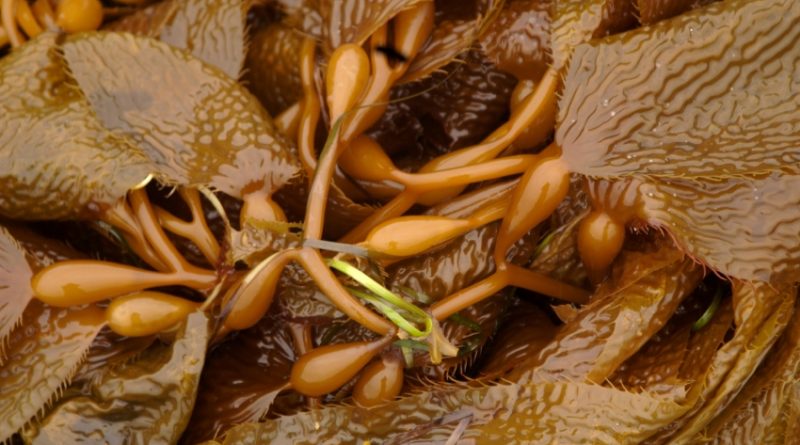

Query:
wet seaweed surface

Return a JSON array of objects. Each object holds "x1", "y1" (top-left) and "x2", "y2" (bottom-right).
[{"x1": 1, "y1": 0, "x2": 799, "y2": 443}]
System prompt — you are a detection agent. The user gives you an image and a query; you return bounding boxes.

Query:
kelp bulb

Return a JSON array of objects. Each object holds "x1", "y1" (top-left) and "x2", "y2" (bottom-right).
[{"x1": 106, "y1": 291, "x2": 198, "y2": 337}]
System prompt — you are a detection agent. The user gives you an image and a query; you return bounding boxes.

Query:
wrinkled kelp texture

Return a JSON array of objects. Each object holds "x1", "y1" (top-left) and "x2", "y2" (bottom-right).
[{"x1": 1, "y1": 0, "x2": 800, "y2": 443}]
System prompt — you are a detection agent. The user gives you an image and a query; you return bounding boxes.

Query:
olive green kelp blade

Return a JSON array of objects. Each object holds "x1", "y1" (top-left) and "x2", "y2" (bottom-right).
[
  {"x1": 61, "y1": 32, "x2": 300, "y2": 200},
  {"x1": 218, "y1": 380, "x2": 683, "y2": 444},
  {"x1": 0, "y1": 226, "x2": 34, "y2": 346},
  {"x1": 24, "y1": 311, "x2": 210, "y2": 445},
  {"x1": 106, "y1": 0, "x2": 246, "y2": 78},
  {"x1": 557, "y1": 0, "x2": 800, "y2": 178},
  {"x1": 0, "y1": 33, "x2": 151, "y2": 220},
  {"x1": 0, "y1": 302, "x2": 105, "y2": 443}
]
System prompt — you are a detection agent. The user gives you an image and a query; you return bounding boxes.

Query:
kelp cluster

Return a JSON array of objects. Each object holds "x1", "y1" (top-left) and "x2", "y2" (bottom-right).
[{"x1": 0, "y1": 0, "x2": 799, "y2": 443}]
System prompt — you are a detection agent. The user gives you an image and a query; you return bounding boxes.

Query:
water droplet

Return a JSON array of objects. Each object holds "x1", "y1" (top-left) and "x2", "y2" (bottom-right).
[
  {"x1": 602, "y1": 98, "x2": 609, "y2": 107},
  {"x1": 610, "y1": 111, "x2": 617, "y2": 117}
]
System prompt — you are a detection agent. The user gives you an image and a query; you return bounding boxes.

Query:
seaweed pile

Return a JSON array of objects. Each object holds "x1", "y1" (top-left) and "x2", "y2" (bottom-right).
[{"x1": 1, "y1": 0, "x2": 799, "y2": 443}]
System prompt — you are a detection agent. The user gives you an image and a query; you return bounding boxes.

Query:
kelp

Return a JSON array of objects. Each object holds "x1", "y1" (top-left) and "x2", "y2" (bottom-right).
[
  {"x1": 183, "y1": 309, "x2": 296, "y2": 443},
  {"x1": 401, "y1": 0, "x2": 504, "y2": 83},
  {"x1": 638, "y1": 0, "x2": 715, "y2": 25},
  {"x1": 243, "y1": 23, "x2": 304, "y2": 116},
  {"x1": 479, "y1": 0, "x2": 551, "y2": 81},
  {"x1": 0, "y1": 33, "x2": 151, "y2": 221},
  {"x1": 542, "y1": 0, "x2": 800, "y2": 284},
  {"x1": 24, "y1": 311, "x2": 209, "y2": 445},
  {"x1": 0, "y1": 301, "x2": 105, "y2": 442},
  {"x1": 0, "y1": 226, "x2": 35, "y2": 344},
  {"x1": 0, "y1": 0, "x2": 799, "y2": 442},
  {"x1": 61, "y1": 32, "x2": 299, "y2": 201},
  {"x1": 479, "y1": 299, "x2": 558, "y2": 379},
  {"x1": 519, "y1": 243, "x2": 702, "y2": 383},
  {"x1": 0, "y1": 227, "x2": 105, "y2": 443},
  {"x1": 370, "y1": 49, "x2": 517, "y2": 160},
  {"x1": 558, "y1": 0, "x2": 800, "y2": 178},
  {"x1": 276, "y1": 0, "x2": 426, "y2": 53},
  {"x1": 702, "y1": 303, "x2": 800, "y2": 443},
  {"x1": 217, "y1": 379, "x2": 684, "y2": 444},
  {"x1": 550, "y1": 0, "x2": 637, "y2": 71},
  {"x1": 105, "y1": 0, "x2": 246, "y2": 78}
]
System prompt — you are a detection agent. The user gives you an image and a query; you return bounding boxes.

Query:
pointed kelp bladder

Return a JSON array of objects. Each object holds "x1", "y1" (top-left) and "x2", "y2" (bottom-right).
[{"x1": 2, "y1": 0, "x2": 800, "y2": 442}]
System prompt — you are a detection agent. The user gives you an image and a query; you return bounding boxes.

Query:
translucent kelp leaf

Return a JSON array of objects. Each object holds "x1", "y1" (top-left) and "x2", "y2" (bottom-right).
[
  {"x1": 243, "y1": 23, "x2": 304, "y2": 116},
  {"x1": 106, "y1": 0, "x2": 246, "y2": 78},
  {"x1": 550, "y1": 0, "x2": 637, "y2": 71},
  {"x1": 557, "y1": 0, "x2": 800, "y2": 178},
  {"x1": 479, "y1": 0, "x2": 551, "y2": 81},
  {"x1": 639, "y1": 172, "x2": 800, "y2": 284},
  {"x1": 401, "y1": 0, "x2": 503, "y2": 83},
  {"x1": 0, "y1": 33, "x2": 151, "y2": 220},
  {"x1": 62, "y1": 32, "x2": 300, "y2": 200},
  {"x1": 0, "y1": 301, "x2": 105, "y2": 443},
  {"x1": 0, "y1": 226, "x2": 34, "y2": 346},
  {"x1": 25, "y1": 311, "x2": 209, "y2": 445},
  {"x1": 219, "y1": 379, "x2": 683, "y2": 444},
  {"x1": 183, "y1": 309, "x2": 295, "y2": 443},
  {"x1": 703, "y1": 303, "x2": 800, "y2": 444},
  {"x1": 523, "y1": 243, "x2": 702, "y2": 383}
]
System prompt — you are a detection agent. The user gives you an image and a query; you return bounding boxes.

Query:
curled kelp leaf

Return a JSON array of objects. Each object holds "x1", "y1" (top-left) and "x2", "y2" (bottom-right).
[
  {"x1": 183, "y1": 309, "x2": 296, "y2": 443},
  {"x1": 217, "y1": 379, "x2": 683, "y2": 444},
  {"x1": 0, "y1": 33, "x2": 151, "y2": 221},
  {"x1": 106, "y1": 0, "x2": 247, "y2": 78},
  {"x1": 702, "y1": 303, "x2": 800, "y2": 444},
  {"x1": 61, "y1": 32, "x2": 300, "y2": 202},
  {"x1": 479, "y1": 299, "x2": 558, "y2": 379},
  {"x1": 557, "y1": 0, "x2": 800, "y2": 178},
  {"x1": 0, "y1": 301, "x2": 105, "y2": 443},
  {"x1": 522, "y1": 243, "x2": 702, "y2": 383},
  {"x1": 277, "y1": 0, "x2": 426, "y2": 53},
  {"x1": 663, "y1": 283, "x2": 796, "y2": 443},
  {"x1": 550, "y1": 0, "x2": 638, "y2": 71},
  {"x1": 69, "y1": 329, "x2": 156, "y2": 390},
  {"x1": 24, "y1": 311, "x2": 209, "y2": 445},
  {"x1": 401, "y1": 0, "x2": 503, "y2": 83},
  {"x1": 609, "y1": 286, "x2": 733, "y2": 399}
]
